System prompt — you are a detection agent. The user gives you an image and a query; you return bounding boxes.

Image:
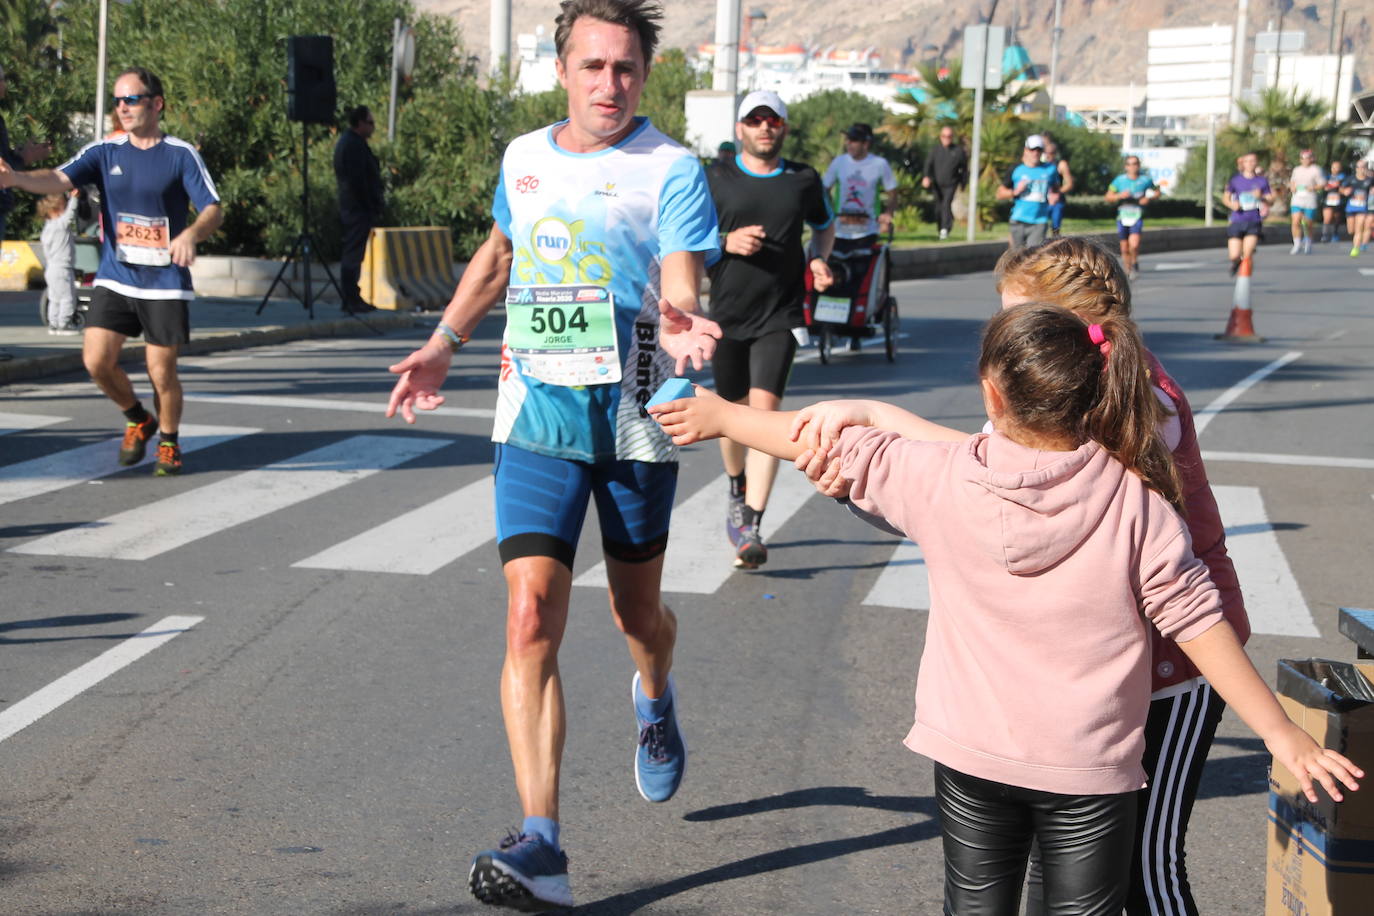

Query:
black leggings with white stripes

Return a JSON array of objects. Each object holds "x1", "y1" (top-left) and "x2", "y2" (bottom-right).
[{"x1": 1022, "y1": 681, "x2": 1227, "y2": 916}]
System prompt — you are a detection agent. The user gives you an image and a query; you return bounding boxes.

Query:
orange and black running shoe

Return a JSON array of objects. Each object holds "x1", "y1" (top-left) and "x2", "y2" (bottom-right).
[
  {"x1": 118, "y1": 416, "x2": 158, "y2": 466},
  {"x1": 154, "y1": 441, "x2": 182, "y2": 476}
]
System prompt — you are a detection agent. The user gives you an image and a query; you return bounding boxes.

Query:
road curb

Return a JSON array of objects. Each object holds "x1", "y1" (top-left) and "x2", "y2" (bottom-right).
[
  {"x1": 0, "y1": 311, "x2": 418, "y2": 386},
  {"x1": 889, "y1": 225, "x2": 1286, "y2": 280}
]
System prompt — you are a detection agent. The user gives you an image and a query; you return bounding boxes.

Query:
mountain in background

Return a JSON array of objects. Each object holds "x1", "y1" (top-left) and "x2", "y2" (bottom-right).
[{"x1": 417, "y1": 0, "x2": 1370, "y2": 95}]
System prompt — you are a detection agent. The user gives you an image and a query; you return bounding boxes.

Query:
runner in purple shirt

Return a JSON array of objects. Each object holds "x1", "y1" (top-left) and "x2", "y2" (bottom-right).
[{"x1": 1222, "y1": 152, "x2": 1274, "y2": 275}]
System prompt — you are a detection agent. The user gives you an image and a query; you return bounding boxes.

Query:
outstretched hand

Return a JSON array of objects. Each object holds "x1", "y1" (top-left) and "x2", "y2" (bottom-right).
[
  {"x1": 1268, "y1": 721, "x2": 1363, "y2": 804},
  {"x1": 658, "y1": 300, "x2": 722, "y2": 375},
  {"x1": 794, "y1": 446, "x2": 851, "y2": 499},
  {"x1": 385, "y1": 341, "x2": 452, "y2": 424},
  {"x1": 788, "y1": 399, "x2": 878, "y2": 458}
]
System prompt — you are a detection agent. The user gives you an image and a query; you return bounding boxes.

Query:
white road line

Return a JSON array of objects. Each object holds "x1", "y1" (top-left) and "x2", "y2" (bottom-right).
[
  {"x1": 1154, "y1": 262, "x2": 1207, "y2": 271},
  {"x1": 0, "y1": 615, "x2": 203, "y2": 744},
  {"x1": 863, "y1": 540, "x2": 930, "y2": 610},
  {"x1": 1202, "y1": 451, "x2": 1374, "y2": 470},
  {"x1": 294, "y1": 474, "x2": 495, "y2": 574},
  {"x1": 793, "y1": 333, "x2": 907, "y2": 364},
  {"x1": 0, "y1": 424, "x2": 257, "y2": 508},
  {"x1": 1358, "y1": 268, "x2": 1374, "y2": 276},
  {"x1": 573, "y1": 467, "x2": 816, "y2": 594},
  {"x1": 1213, "y1": 485, "x2": 1319, "y2": 638},
  {"x1": 1192, "y1": 351, "x2": 1303, "y2": 437},
  {"x1": 8, "y1": 434, "x2": 449, "y2": 560},
  {"x1": 176, "y1": 391, "x2": 496, "y2": 419},
  {"x1": 0, "y1": 412, "x2": 68, "y2": 436}
]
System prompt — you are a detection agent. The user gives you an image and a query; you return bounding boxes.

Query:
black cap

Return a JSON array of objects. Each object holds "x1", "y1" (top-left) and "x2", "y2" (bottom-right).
[{"x1": 843, "y1": 123, "x2": 874, "y2": 142}]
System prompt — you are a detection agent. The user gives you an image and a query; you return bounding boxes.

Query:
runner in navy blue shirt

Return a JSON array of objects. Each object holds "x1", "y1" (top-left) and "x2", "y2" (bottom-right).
[{"x1": 0, "y1": 67, "x2": 222, "y2": 476}]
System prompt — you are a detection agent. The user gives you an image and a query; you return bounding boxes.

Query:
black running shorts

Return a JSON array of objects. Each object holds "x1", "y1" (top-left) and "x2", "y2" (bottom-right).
[
  {"x1": 87, "y1": 286, "x2": 191, "y2": 347},
  {"x1": 710, "y1": 327, "x2": 798, "y2": 403}
]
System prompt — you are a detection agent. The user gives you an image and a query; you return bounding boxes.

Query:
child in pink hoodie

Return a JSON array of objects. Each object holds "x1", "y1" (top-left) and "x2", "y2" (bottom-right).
[{"x1": 649, "y1": 302, "x2": 1360, "y2": 914}]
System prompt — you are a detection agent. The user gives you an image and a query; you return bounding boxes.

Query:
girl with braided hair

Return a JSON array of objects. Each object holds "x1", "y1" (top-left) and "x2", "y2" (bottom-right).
[{"x1": 649, "y1": 302, "x2": 1360, "y2": 914}]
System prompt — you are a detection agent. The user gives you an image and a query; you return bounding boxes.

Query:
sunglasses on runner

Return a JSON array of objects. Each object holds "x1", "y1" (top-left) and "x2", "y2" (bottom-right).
[
  {"x1": 741, "y1": 114, "x2": 783, "y2": 129},
  {"x1": 113, "y1": 93, "x2": 153, "y2": 107}
]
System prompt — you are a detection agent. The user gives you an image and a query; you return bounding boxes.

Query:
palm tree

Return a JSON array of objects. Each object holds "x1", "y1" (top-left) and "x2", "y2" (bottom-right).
[{"x1": 1226, "y1": 88, "x2": 1339, "y2": 209}]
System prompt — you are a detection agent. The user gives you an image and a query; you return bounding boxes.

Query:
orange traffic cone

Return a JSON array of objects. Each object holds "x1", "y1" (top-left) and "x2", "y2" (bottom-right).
[{"x1": 1216, "y1": 255, "x2": 1264, "y2": 343}]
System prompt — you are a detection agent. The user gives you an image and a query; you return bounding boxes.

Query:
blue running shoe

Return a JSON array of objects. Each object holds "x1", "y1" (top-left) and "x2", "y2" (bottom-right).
[
  {"x1": 633, "y1": 672, "x2": 687, "y2": 802},
  {"x1": 468, "y1": 832, "x2": 572, "y2": 912}
]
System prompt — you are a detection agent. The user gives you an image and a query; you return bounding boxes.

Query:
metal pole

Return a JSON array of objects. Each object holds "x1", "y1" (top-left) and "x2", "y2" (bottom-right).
[
  {"x1": 1048, "y1": 0, "x2": 1063, "y2": 120},
  {"x1": 490, "y1": 0, "x2": 510, "y2": 79},
  {"x1": 1329, "y1": 0, "x2": 1340, "y2": 53},
  {"x1": 1273, "y1": 6, "x2": 1286, "y2": 90},
  {"x1": 1230, "y1": 0, "x2": 1249, "y2": 122},
  {"x1": 94, "y1": 0, "x2": 109, "y2": 141},
  {"x1": 712, "y1": 0, "x2": 741, "y2": 100},
  {"x1": 1326, "y1": 11, "x2": 1347, "y2": 165},
  {"x1": 388, "y1": 17, "x2": 401, "y2": 141},
  {"x1": 967, "y1": 39, "x2": 987, "y2": 242},
  {"x1": 1205, "y1": 114, "x2": 1216, "y2": 227},
  {"x1": 1123, "y1": 81, "x2": 1134, "y2": 152}
]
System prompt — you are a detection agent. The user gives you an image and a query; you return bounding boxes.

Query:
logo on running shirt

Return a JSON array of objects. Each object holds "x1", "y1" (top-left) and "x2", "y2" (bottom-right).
[
  {"x1": 532, "y1": 218, "x2": 573, "y2": 263},
  {"x1": 110, "y1": 165, "x2": 124, "y2": 176},
  {"x1": 515, "y1": 175, "x2": 540, "y2": 194},
  {"x1": 595, "y1": 182, "x2": 618, "y2": 198}
]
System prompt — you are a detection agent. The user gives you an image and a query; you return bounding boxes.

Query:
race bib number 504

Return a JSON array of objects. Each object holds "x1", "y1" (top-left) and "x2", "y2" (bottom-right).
[{"x1": 505, "y1": 285, "x2": 620, "y2": 386}]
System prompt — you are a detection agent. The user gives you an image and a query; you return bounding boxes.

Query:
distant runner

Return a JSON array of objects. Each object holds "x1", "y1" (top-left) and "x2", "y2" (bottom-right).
[
  {"x1": 821, "y1": 121, "x2": 897, "y2": 252},
  {"x1": 1040, "y1": 132, "x2": 1074, "y2": 238},
  {"x1": 1105, "y1": 154, "x2": 1157, "y2": 279},
  {"x1": 1342, "y1": 160, "x2": 1373, "y2": 258},
  {"x1": 1287, "y1": 149, "x2": 1322, "y2": 255},
  {"x1": 997, "y1": 134, "x2": 1060, "y2": 249},
  {"x1": 1222, "y1": 152, "x2": 1273, "y2": 275},
  {"x1": 1320, "y1": 159, "x2": 1347, "y2": 244}
]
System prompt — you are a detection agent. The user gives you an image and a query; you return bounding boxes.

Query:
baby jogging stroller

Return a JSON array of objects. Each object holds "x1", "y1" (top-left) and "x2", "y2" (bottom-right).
[{"x1": 802, "y1": 236, "x2": 898, "y2": 365}]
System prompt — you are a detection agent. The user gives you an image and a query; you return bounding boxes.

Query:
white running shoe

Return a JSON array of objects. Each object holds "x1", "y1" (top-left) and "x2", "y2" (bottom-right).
[{"x1": 1290, "y1": 241, "x2": 1302, "y2": 254}]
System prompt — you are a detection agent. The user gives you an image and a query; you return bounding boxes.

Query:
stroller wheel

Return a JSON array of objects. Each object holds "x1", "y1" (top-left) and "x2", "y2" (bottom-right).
[{"x1": 817, "y1": 326, "x2": 833, "y2": 365}]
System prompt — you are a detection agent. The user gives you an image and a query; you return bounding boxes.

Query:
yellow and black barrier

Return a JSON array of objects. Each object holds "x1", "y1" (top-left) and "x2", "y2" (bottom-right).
[{"x1": 361, "y1": 226, "x2": 457, "y2": 311}]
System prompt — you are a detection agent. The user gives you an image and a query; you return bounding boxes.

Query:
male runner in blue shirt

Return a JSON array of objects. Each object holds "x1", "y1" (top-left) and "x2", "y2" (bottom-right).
[
  {"x1": 385, "y1": 1, "x2": 722, "y2": 909},
  {"x1": 0, "y1": 67, "x2": 222, "y2": 476}
]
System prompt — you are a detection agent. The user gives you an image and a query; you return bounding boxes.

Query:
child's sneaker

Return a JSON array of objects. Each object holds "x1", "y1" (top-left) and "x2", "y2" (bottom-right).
[
  {"x1": 468, "y1": 832, "x2": 572, "y2": 911},
  {"x1": 118, "y1": 416, "x2": 158, "y2": 466},
  {"x1": 154, "y1": 441, "x2": 182, "y2": 476}
]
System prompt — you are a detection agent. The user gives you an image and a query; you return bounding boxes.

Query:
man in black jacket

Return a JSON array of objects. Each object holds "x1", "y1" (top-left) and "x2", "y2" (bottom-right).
[
  {"x1": 333, "y1": 105, "x2": 382, "y2": 314},
  {"x1": 922, "y1": 125, "x2": 967, "y2": 240}
]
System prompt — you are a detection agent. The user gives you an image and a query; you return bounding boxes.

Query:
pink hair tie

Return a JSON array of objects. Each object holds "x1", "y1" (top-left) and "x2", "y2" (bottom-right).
[{"x1": 1087, "y1": 323, "x2": 1112, "y2": 358}]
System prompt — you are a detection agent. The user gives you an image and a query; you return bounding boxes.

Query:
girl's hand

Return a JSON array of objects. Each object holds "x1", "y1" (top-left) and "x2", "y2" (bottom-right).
[
  {"x1": 795, "y1": 447, "x2": 850, "y2": 499},
  {"x1": 648, "y1": 385, "x2": 727, "y2": 445},
  {"x1": 1267, "y1": 721, "x2": 1363, "y2": 803},
  {"x1": 789, "y1": 400, "x2": 877, "y2": 455}
]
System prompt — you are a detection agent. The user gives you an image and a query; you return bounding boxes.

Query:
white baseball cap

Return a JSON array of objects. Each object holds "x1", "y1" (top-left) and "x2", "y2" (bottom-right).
[
  {"x1": 737, "y1": 90, "x2": 787, "y2": 121},
  {"x1": 1024, "y1": 134, "x2": 1045, "y2": 150}
]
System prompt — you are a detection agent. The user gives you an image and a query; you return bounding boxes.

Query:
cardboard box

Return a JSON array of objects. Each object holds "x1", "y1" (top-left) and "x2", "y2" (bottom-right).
[{"x1": 1266, "y1": 659, "x2": 1374, "y2": 915}]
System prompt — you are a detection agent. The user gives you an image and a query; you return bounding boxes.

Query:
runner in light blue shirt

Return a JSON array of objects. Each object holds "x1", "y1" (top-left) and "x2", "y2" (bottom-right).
[{"x1": 1106, "y1": 154, "x2": 1158, "y2": 278}]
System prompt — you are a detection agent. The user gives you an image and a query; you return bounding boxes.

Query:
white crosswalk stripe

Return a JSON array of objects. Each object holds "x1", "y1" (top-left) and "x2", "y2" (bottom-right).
[
  {"x1": 0, "y1": 412, "x2": 68, "y2": 437},
  {"x1": 1212, "y1": 485, "x2": 1319, "y2": 638},
  {"x1": 0, "y1": 424, "x2": 257, "y2": 508},
  {"x1": 573, "y1": 466, "x2": 817, "y2": 594},
  {"x1": 7, "y1": 434, "x2": 449, "y2": 561},
  {"x1": 863, "y1": 540, "x2": 930, "y2": 610},
  {"x1": 294, "y1": 474, "x2": 495, "y2": 575}
]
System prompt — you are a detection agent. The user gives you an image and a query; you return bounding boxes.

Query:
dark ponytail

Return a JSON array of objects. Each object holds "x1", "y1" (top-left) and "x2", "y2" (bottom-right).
[{"x1": 980, "y1": 303, "x2": 1183, "y2": 511}]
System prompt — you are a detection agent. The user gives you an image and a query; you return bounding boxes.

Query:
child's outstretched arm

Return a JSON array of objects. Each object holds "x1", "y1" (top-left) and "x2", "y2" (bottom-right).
[
  {"x1": 1177, "y1": 622, "x2": 1363, "y2": 803},
  {"x1": 649, "y1": 386, "x2": 809, "y2": 461},
  {"x1": 788, "y1": 399, "x2": 967, "y2": 458}
]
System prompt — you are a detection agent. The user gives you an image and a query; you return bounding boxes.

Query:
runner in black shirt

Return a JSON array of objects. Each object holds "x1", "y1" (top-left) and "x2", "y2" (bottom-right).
[{"x1": 706, "y1": 89, "x2": 834, "y2": 569}]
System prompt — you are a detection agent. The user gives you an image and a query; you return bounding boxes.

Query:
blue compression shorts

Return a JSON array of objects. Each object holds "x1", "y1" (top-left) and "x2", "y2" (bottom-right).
[
  {"x1": 1291, "y1": 205, "x2": 1317, "y2": 220},
  {"x1": 493, "y1": 443, "x2": 678, "y2": 570}
]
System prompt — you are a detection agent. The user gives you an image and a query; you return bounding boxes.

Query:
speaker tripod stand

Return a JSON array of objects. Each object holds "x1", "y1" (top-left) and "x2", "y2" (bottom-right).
[{"x1": 256, "y1": 120, "x2": 379, "y2": 334}]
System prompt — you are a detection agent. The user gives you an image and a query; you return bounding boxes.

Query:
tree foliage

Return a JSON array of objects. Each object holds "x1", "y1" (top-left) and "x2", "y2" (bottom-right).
[{"x1": 1, "y1": 1, "x2": 706, "y2": 258}]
